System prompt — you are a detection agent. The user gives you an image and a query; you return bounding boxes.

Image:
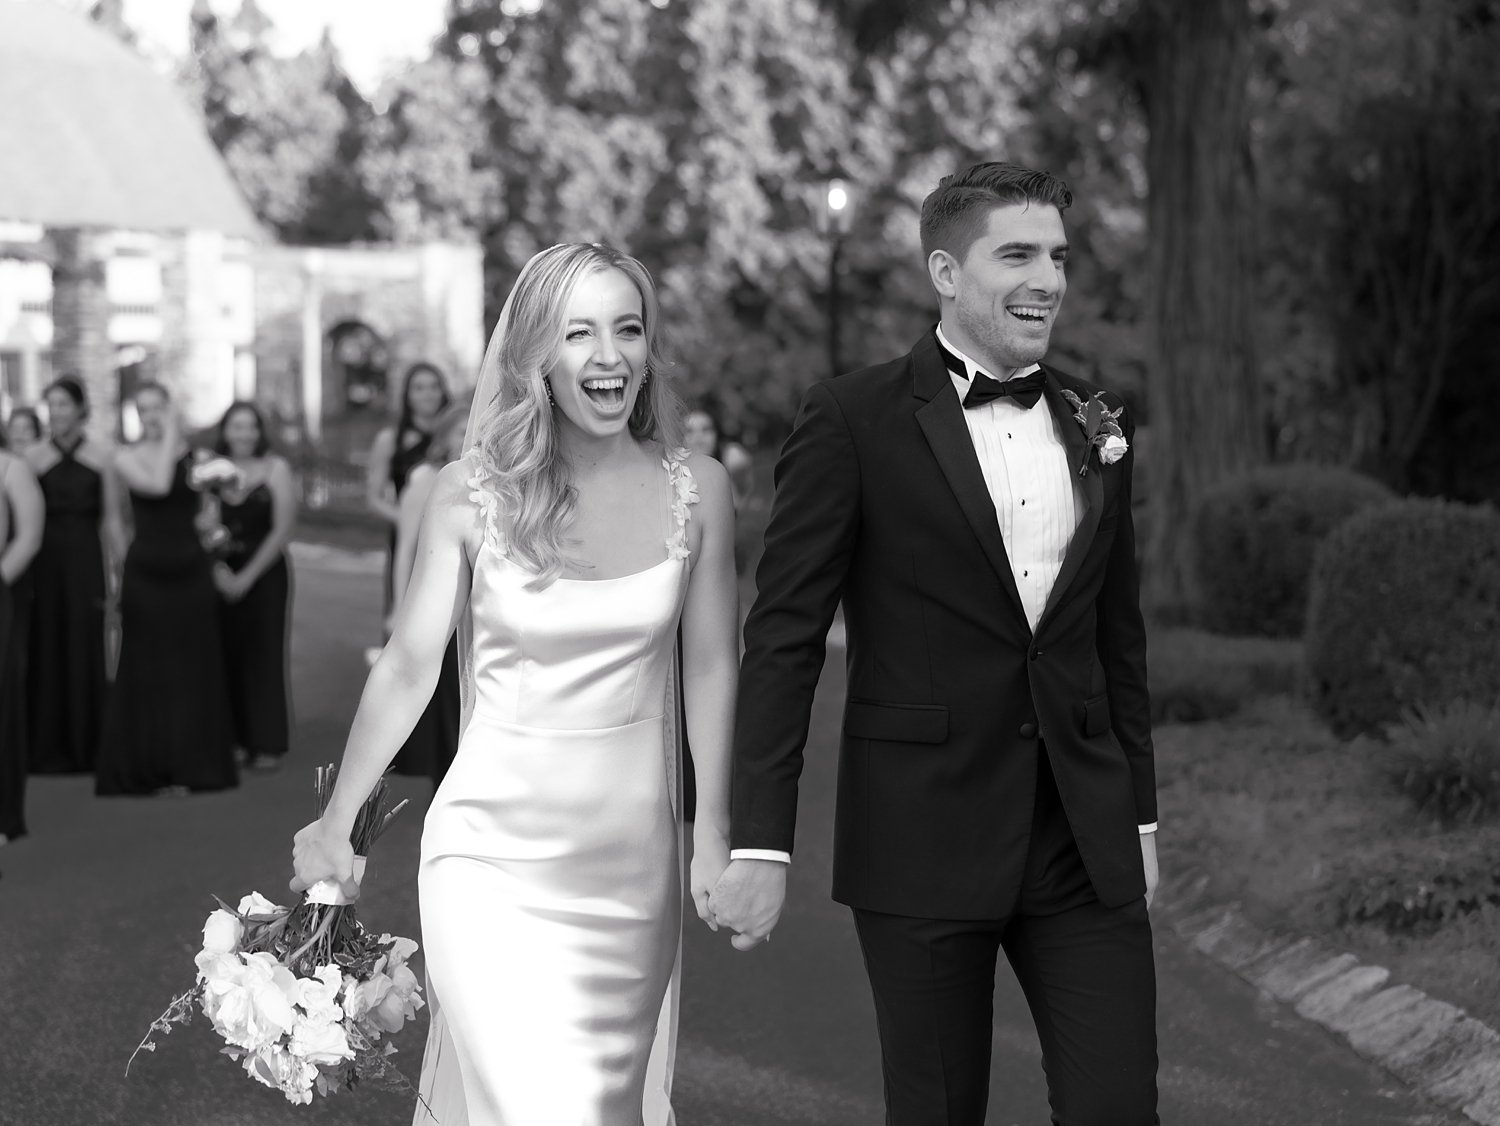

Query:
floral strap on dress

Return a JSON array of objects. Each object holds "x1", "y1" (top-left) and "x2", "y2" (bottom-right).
[
  {"x1": 466, "y1": 450, "x2": 506, "y2": 555},
  {"x1": 663, "y1": 446, "x2": 699, "y2": 562}
]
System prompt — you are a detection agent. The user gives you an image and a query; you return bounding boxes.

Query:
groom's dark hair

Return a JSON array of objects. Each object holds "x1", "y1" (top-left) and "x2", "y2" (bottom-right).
[{"x1": 920, "y1": 162, "x2": 1073, "y2": 263}]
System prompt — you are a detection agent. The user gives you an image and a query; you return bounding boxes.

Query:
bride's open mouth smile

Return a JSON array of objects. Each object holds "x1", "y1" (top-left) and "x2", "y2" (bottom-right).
[{"x1": 581, "y1": 376, "x2": 630, "y2": 414}]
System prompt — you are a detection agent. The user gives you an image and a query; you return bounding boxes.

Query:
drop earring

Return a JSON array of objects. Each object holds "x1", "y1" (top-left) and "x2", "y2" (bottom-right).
[{"x1": 543, "y1": 378, "x2": 555, "y2": 407}]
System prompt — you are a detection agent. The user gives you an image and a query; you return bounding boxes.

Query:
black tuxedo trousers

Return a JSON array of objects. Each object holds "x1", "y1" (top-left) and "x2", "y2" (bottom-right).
[{"x1": 853, "y1": 745, "x2": 1158, "y2": 1126}]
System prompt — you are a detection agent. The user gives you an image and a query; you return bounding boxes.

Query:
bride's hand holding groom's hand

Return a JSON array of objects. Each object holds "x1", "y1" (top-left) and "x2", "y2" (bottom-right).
[
  {"x1": 689, "y1": 823, "x2": 731, "y2": 931},
  {"x1": 708, "y1": 859, "x2": 786, "y2": 952},
  {"x1": 289, "y1": 819, "x2": 358, "y2": 901}
]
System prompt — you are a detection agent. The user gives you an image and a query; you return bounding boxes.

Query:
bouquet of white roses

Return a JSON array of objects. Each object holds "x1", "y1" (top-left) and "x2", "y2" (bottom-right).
[
  {"x1": 187, "y1": 450, "x2": 244, "y2": 556},
  {"x1": 129, "y1": 765, "x2": 427, "y2": 1109},
  {"x1": 187, "y1": 449, "x2": 245, "y2": 492}
]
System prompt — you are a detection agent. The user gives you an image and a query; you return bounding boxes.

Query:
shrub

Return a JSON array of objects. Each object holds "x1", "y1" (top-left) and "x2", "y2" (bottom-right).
[
  {"x1": 1148, "y1": 628, "x2": 1303, "y2": 724},
  {"x1": 1305, "y1": 498, "x2": 1500, "y2": 737},
  {"x1": 1387, "y1": 702, "x2": 1500, "y2": 827},
  {"x1": 1190, "y1": 465, "x2": 1393, "y2": 637},
  {"x1": 1334, "y1": 831, "x2": 1500, "y2": 935}
]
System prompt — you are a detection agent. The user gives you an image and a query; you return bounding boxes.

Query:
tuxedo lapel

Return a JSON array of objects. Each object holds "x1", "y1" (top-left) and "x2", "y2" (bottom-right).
[
  {"x1": 910, "y1": 335, "x2": 1030, "y2": 631},
  {"x1": 1037, "y1": 367, "x2": 1103, "y2": 631}
]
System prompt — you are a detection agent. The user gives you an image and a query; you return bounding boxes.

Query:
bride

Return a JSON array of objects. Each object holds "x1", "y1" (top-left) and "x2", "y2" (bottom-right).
[{"x1": 290, "y1": 243, "x2": 740, "y2": 1125}]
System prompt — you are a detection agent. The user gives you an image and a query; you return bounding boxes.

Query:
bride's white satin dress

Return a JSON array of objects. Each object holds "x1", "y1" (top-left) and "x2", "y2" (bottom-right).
[{"x1": 414, "y1": 450, "x2": 695, "y2": 1126}]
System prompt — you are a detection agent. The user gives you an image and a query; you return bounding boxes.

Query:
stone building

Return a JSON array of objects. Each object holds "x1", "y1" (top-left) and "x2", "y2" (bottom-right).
[
  {"x1": 253, "y1": 242, "x2": 484, "y2": 468},
  {"x1": 0, "y1": 0, "x2": 260, "y2": 433},
  {"x1": 0, "y1": 0, "x2": 482, "y2": 478}
]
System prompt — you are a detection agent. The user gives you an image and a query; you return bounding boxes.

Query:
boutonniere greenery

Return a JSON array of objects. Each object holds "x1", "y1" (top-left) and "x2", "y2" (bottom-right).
[{"x1": 1059, "y1": 389, "x2": 1128, "y2": 477}]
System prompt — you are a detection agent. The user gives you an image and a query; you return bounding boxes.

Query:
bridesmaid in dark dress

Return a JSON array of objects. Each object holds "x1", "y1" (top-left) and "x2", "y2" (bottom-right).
[
  {"x1": 96, "y1": 382, "x2": 236, "y2": 796},
  {"x1": 211, "y1": 402, "x2": 297, "y2": 772},
  {"x1": 0, "y1": 444, "x2": 44, "y2": 845},
  {"x1": 390, "y1": 407, "x2": 467, "y2": 789},
  {"x1": 24, "y1": 377, "x2": 114, "y2": 775},
  {"x1": 365, "y1": 362, "x2": 450, "y2": 776}
]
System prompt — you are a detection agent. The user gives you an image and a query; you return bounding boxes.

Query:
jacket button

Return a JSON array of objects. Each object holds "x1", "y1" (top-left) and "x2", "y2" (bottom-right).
[{"x1": 1019, "y1": 722, "x2": 1038, "y2": 739}]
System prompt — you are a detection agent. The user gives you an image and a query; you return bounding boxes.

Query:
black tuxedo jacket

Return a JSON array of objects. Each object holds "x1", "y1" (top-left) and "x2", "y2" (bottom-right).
[{"x1": 731, "y1": 330, "x2": 1156, "y2": 919}]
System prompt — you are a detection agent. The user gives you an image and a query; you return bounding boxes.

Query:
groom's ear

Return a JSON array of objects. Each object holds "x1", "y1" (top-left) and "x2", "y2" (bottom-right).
[{"x1": 928, "y1": 249, "x2": 959, "y2": 300}]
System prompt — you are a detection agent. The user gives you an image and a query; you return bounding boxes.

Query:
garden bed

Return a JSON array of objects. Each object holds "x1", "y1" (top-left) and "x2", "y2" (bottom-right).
[{"x1": 1152, "y1": 636, "x2": 1500, "y2": 1032}]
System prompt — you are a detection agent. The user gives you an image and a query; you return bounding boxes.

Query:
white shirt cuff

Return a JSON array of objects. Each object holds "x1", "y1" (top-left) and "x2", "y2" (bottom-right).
[
  {"x1": 1138, "y1": 822, "x2": 1158, "y2": 835},
  {"x1": 730, "y1": 849, "x2": 791, "y2": 864}
]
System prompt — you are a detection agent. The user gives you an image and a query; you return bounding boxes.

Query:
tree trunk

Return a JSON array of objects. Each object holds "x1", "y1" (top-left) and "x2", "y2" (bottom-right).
[
  {"x1": 49, "y1": 227, "x2": 115, "y2": 440},
  {"x1": 1138, "y1": 0, "x2": 1262, "y2": 613}
]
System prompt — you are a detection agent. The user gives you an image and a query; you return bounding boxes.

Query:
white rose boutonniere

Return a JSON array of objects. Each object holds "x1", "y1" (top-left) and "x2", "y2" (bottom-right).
[
  {"x1": 1099, "y1": 433, "x2": 1129, "y2": 465},
  {"x1": 1059, "y1": 389, "x2": 1129, "y2": 477}
]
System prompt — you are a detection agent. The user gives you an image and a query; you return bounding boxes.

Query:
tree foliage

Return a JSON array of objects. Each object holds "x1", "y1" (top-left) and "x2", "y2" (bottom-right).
[
  {"x1": 1255, "y1": 0, "x2": 1500, "y2": 497},
  {"x1": 180, "y1": 0, "x2": 380, "y2": 244},
  {"x1": 89, "y1": 0, "x2": 1498, "y2": 514}
]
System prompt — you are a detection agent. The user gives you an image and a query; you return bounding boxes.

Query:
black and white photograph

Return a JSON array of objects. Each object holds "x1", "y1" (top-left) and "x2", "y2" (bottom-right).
[{"x1": 1, "y1": 0, "x2": 1498, "y2": 1123}]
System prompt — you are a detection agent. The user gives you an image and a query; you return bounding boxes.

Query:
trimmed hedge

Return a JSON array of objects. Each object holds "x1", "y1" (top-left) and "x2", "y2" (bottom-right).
[
  {"x1": 1305, "y1": 498, "x2": 1500, "y2": 737},
  {"x1": 1191, "y1": 465, "x2": 1393, "y2": 637}
]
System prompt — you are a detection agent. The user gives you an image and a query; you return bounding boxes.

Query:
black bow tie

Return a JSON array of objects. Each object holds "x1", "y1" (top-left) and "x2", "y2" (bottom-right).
[
  {"x1": 935, "y1": 332, "x2": 1048, "y2": 410},
  {"x1": 963, "y1": 369, "x2": 1047, "y2": 410}
]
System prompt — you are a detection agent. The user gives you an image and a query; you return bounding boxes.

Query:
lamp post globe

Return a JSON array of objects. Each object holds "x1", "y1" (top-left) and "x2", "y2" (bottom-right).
[{"x1": 822, "y1": 177, "x2": 854, "y2": 378}]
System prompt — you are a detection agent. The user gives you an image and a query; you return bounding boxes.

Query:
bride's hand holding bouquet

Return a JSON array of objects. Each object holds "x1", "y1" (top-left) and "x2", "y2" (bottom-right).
[
  {"x1": 129, "y1": 765, "x2": 426, "y2": 1110},
  {"x1": 290, "y1": 817, "x2": 359, "y2": 905}
]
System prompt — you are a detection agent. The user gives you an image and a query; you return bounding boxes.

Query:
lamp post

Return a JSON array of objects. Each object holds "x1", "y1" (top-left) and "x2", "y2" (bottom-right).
[{"x1": 823, "y1": 178, "x2": 854, "y2": 380}]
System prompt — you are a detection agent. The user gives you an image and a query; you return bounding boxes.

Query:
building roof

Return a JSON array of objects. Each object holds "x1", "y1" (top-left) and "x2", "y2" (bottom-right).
[{"x1": 0, "y1": 0, "x2": 260, "y2": 238}]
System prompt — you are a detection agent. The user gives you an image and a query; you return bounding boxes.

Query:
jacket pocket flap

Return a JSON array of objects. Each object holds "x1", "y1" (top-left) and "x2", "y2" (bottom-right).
[
  {"x1": 1081, "y1": 693, "x2": 1112, "y2": 737},
  {"x1": 844, "y1": 700, "x2": 949, "y2": 744}
]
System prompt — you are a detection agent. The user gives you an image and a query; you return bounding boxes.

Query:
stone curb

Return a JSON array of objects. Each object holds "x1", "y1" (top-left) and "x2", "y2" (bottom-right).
[{"x1": 1159, "y1": 871, "x2": 1500, "y2": 1124}]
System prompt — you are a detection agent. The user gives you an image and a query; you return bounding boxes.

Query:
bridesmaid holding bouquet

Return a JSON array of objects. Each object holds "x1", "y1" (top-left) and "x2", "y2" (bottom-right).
[{"x1": 96, "y1": 383, "x2": 236, "y2": 797}]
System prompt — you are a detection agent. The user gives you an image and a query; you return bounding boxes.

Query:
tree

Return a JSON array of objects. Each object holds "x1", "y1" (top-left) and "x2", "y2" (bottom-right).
[
  {"x1": 1249, "y1": 0, "x2": 1500, "y2": 500},
  {"x1": 1132, "y1": 0, "x2": 1262, "y2": 608},
  {"x1": 181, "y1": 0, "x2": 380, "y2": 243},
  {"x1": 392, "y1": 0, "x2": 864, "y2": 442},
  {"x1": 1316, "y1": 0, "x2": 1500, "y2": 489}
]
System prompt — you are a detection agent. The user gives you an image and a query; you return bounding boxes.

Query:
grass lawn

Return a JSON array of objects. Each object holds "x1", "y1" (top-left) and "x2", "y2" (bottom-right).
[{"x1": 1153, "y1": 646, "x2": 1500, "y2": 1032}]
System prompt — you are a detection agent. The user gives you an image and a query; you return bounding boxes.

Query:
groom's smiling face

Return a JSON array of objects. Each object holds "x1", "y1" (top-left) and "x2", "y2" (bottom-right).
[{"x1": 937, "y1": 202, "x2": 1069, "y2": 375}]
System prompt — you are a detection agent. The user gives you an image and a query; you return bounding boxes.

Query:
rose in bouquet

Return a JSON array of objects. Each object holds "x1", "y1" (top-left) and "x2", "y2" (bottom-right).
[
  {"x1": 187, "y1": 448, "x2": 245, "y2": 493},
  {"x1": 188, "y1": 449, "x2": 244, "y2": 557},
  {"x1": 129, "y1": 765, "x2": 428, "y2": 1110}
]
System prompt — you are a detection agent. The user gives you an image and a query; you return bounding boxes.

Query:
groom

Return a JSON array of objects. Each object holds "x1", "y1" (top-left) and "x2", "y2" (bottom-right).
[{"x1": 712, "y1": 162, "x2": 1160, "y2": 1125}]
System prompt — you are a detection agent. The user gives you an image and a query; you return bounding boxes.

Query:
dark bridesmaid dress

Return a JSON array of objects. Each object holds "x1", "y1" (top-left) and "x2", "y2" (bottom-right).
[
  {"x1": 0, "y1": 470, "x2": 30, "y2": 840},
  {"x1": 28, "y1": 438, "x2": 107, "y2": 774},
  {"x1": 220, "y1": 481, "x2": 291, "y2": 762},
  {"x1": 387, "y1": 432, "x2": 460, "y2": 780},
  {"x1": 383, "y1": 428, "x2": 431, "y2": 614},
  {"x1": 96, "y1": 455, "x2": 237, "y2": 795}
]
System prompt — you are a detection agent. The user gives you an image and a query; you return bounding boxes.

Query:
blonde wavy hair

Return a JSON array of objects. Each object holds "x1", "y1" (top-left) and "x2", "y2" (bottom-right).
[{"x1": 468, "y1": 243, "x2": 683, "y2": 588}]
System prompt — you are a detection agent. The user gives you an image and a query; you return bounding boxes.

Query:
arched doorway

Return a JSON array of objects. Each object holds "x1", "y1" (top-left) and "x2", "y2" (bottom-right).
[{"x1": 321, "y1": 319, "x2": 389, "y2": 463}]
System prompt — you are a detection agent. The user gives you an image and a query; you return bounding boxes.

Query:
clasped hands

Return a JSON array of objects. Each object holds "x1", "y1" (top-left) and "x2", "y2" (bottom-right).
[
  {"x1": 213, "y1": 562, "x2": 249, "y2": 603},
  {"x1": 689, "y1": 825, "x2": 785, "y2": 951}
]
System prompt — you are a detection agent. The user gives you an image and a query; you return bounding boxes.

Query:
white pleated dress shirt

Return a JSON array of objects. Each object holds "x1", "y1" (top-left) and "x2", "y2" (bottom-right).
[
  {"x1": 936, "y1": 325, "x2": 1080, "y2": 631},
  {"x1": 731, "y1": 327, "x2": 1154, "y2": 867}
]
